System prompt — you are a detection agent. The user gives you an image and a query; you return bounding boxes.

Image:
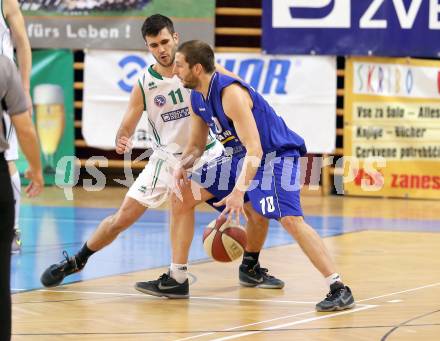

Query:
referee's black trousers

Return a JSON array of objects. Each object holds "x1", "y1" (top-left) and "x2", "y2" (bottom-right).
[{"x1": 0, "y1": 152, "x2": 14, "y2": 341}]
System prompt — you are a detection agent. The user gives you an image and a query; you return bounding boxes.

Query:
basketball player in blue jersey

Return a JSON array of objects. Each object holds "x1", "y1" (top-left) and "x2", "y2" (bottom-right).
[
  {"x1": 41, "y1": 15, "x2": 283, "y2": 295},
  {"x1": 137, "y1": 40, "x2": 355, "y2": 311}
]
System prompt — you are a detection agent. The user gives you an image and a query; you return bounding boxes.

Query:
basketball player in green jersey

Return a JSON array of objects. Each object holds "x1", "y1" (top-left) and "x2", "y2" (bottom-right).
[{"x1": 41, "y1": 14, "x2": 283, "y2": 296}]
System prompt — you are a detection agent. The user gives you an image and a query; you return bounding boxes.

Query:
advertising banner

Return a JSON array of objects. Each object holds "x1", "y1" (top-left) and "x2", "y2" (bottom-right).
[
  {"x1": 343, "y1": 57, "x2": 440, "y2": 199},
  {"x1": 83, "y1": 51, "x2": 337, "y2": 154},
  {"x1": 263, "y1": 0, "x2": 440, "y2": 57},
  {"x1": 20, "y1": 0, "x2": 215, "y2": 49},
  {"x1": 16, "y1": 49, "x2": 75, "y2": 185},
  {"x1": 82, "y1": 50, "x2": 155, "y2": 150},
  {"x1": 217, "y1": 53, "x2": 337, "y2": 154}
]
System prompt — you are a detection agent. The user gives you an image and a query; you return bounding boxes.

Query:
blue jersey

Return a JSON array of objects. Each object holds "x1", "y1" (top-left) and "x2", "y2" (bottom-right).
[{"x1": 191, "y1": 72, "x2": 307, "y2": 157}]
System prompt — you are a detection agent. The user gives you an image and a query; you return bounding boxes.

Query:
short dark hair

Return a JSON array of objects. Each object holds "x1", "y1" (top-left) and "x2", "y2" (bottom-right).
[
  {"x1": 141, "y1": 14, "x2": 175, "y2": 38},
  {"x1": 177, "y1": 40, "x2": 215, "y2": 73}
]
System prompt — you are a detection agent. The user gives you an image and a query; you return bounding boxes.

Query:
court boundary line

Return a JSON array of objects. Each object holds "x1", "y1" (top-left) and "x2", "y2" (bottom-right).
[
  {"x1": 22, "y1": 289, "x2": 316, "y2": 304},
  {"x1": 173, "y1": 310, "x2": 317, "y2": 341},
  {"x1": 208, "y1": 305, "x2": 377, "y2": 341},
  {"x1": 180, "y1": 282, "x2": 440, "y2": 340},
  {"x1": 15, "y1": 280, "x2": 439, "y2": 304},
  {"x1": 14, "y1": 281, "x2": 439, "y2": 340},
  {"x1": 357, "y1": 282, "x2": 440, "y2": 303},
  {"x1": 380, "y1": 308, "x2": 440, "y2": 341},
  {"x1": 12, "y1": 323, "x2": 440, "y2": 337}
]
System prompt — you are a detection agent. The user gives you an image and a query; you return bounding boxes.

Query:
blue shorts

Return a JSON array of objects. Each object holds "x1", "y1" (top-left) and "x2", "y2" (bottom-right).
[{"x1": 191, "y1": 151, "x2": 303, "y2": 219}]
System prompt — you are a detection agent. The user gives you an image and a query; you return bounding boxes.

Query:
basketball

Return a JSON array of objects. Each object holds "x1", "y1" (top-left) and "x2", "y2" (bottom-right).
[{"x1": 203, "y1": 215, "x2": 247, "y2": 262}]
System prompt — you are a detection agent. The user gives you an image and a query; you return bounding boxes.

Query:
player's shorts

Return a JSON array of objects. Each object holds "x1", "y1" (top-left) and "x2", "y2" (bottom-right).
[
  {"x1": 192, "y1": 150, "x2": 303, "y2": 219},
  {"x1": 2, "y1": 114, "x2": 19, "y2": 161},
  {"x1": 127, "y1": 140, "x2": 224, "y2": 208}
]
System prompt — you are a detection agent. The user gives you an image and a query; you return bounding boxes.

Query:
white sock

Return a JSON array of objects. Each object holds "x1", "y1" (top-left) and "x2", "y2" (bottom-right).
[
  {"x1": 169, "y1": 263, "x2": 188, "y2": 284},
  {"x1": 11, "y1": 171, "x2": 21, "y2": 229},
  {"x1": 325, "y1": 273, "x2": 342, "y2": 287}
]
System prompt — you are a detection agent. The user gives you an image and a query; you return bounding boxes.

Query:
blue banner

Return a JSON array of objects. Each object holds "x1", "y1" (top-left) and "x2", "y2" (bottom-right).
[{"x1": 263, "y1": 0, "x2": 440, "y2": 57}]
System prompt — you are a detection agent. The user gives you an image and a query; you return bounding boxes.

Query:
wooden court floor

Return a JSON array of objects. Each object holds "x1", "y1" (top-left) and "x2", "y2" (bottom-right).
[{"x1": 13, "y1": 188, "x2": 440, "y2": 340}]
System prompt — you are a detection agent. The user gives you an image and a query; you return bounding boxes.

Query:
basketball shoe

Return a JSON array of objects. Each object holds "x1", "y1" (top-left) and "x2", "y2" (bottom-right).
[
  {"x1": 239, "y1": 263, "x2": 284, "y2": 289},
  {"x1": 135, "y1": 272, "x2": 189, "y2": 298},
  {"x1": 316, "y1": 282, "x2": 355, "y2": 311},
  {"x1": 40, "y1": 251, "x2": 85, "y2": 287}
]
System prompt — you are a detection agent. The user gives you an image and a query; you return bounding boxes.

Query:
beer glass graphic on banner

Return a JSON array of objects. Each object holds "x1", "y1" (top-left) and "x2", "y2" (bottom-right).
[{"x1": 34, "y1": 84, "x2": 65, "y2": 174}]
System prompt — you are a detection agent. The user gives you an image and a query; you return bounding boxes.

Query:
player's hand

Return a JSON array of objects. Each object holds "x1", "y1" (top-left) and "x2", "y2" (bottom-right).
[
  {"x1": 173, "y1": 166, "x2": 189, "y2": 190},
  {"x1": 24, "y1": 168, "x2": 44, "y2": 198},
  {"x1": 115, "y1": 136, "x2": 132, "y2": 154},
  {"x1": 172, "y1": 166, "x2": 189, "y2": 201},
  {"x1": 214, "y1": 188, "x2": 247, "y2": 224}
]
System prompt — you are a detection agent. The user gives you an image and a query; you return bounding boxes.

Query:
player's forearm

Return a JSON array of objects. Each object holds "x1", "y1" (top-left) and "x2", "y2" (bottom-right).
[
  {"x1": 180, "y1": 145, "x2": 205, "y2": 170},
  {"x1": 18, "y1": 130, "x2": 41, "y2": 171},
  {"x1": 13, "y1": 114, "x2": 42, "y2": 172},
  {"x1": 233, "y1": 149, "x2": 262, "y2": 193},
  {"x1": 15, "y1": 38, "x2": 32, "y2": 91},
  {"x1": 115, "y1": 124, "x2": 134, "y2": 143}
]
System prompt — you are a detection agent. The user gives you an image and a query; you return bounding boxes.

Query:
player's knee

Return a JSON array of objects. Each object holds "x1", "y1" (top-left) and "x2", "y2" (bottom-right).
[
  {"x1": 246, "y1": 207, "x2": 267, "y2": 228},
  {"x1": 280, "y1": 216, "x2": 305, "y2": 237}
]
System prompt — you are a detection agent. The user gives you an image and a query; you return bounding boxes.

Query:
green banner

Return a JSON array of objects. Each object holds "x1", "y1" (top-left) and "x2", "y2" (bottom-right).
[
  {"x1": 20, "y1": 0, "x2": 215, "y2": 50},
  {"x1": 16, "y1": 49, "x2": 74, "y2": 186}
]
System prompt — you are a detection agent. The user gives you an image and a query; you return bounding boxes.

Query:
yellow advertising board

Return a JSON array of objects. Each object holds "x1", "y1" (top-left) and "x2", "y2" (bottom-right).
[{"x1": 343, "y1": 57, "x2": 440, "y2": 199}]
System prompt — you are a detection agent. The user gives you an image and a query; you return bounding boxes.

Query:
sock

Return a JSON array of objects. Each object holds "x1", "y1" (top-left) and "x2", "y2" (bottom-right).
[
  {"x1": 169, "y1": 263, "x2": 188, "y2": 284},
  {"x1": 11, "y1": 171, "x2": 21, "y2": 229},
  {"x1": 75, "y1": 242, "x2": 96, "y2": 267},
  {"x1": 325, "y1": 273, "x2": 342, "y2": 287},
  {"x1": 242, "y1": 251, "x2": 260, "y2": 268}
]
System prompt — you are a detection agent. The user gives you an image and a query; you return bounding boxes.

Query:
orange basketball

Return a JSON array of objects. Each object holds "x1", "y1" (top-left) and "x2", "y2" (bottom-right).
[{"x1": 203, "y1": 215, "x2": 247, "y2": 262}]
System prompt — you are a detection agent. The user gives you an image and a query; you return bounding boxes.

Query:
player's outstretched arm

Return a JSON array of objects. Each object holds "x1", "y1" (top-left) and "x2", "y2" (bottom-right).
[
  {"x1": 223, "y1": 84, "x2": 262, "y2": 191},
  {"x1": 179, "y1": 104, "x2": 210, "y2": 170},
  {"x1": 213, "y1": 84, "x2": 262, "y2": 222},
  {"x1": 173, "y1": 104, "x2": 209, "y2": 190},
  {"x1": 115, "y1": 83, "x2": 145, "y2": 154}
]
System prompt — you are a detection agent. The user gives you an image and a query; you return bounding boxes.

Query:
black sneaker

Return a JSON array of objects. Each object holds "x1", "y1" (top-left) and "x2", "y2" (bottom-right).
[
  {"x1": 40, "y1": 251, "x2": 84, "y2": 287},
  {"x1": 239, "y1": 263, "x2": 284, "y2": 289},
  {"x1": 135, "y1": 272, "x2": 189, "y2": 299},
  {"x1": 316, "y1": 282, "x2": 355, "y2": 312}
]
